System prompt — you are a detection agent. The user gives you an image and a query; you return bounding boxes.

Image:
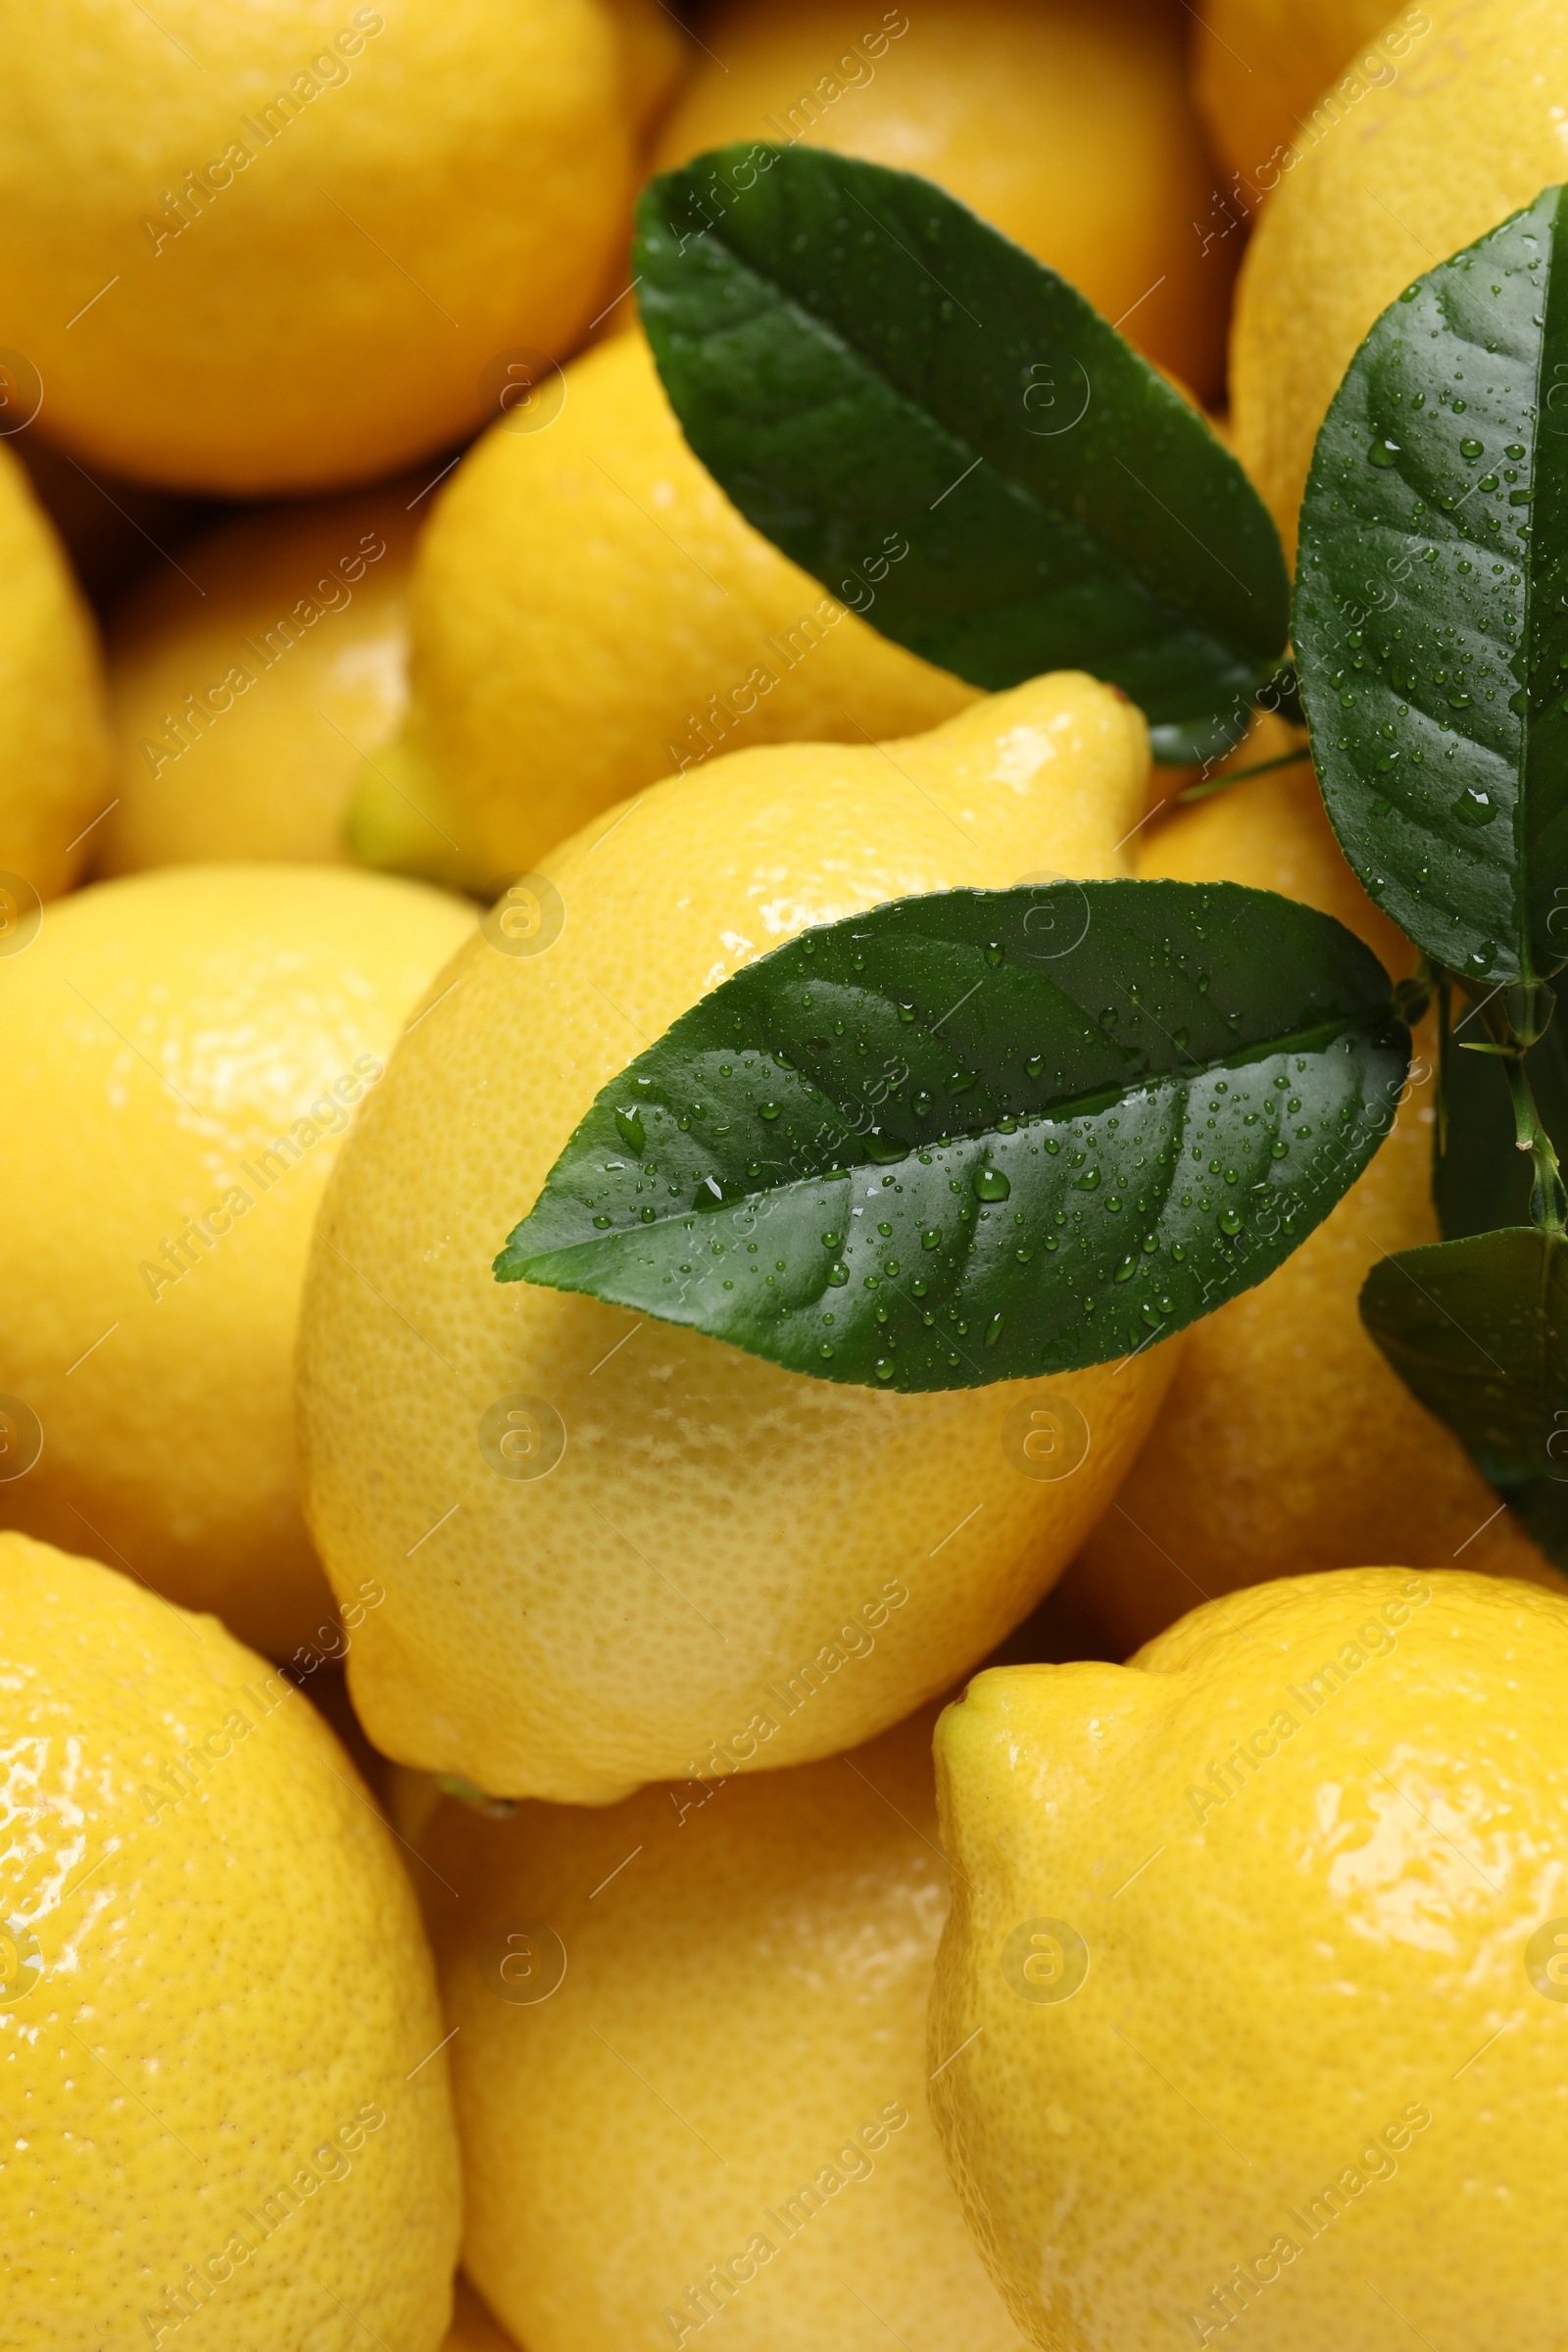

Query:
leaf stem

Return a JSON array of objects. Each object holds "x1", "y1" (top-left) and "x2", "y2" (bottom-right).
[
  {"x1": 1460, "y1": 973, "x2": 1567, "y2": 1235},
  {"x1": 1175, "y1": 744, "x2": 1311, "y2": 804}
]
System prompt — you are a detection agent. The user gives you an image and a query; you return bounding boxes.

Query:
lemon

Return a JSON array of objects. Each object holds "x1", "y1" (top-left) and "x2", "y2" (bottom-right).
[
  {"x1": 301, "y1": 674, "x2": 1179, "y2": 1802},
  {"x1": 653, "y1": 0, "x2": 1236, "y2": 405},
  {"x1": 416, "y1": 1706, "x2": 1029, "y2": 2352},
  {"x1": 1190, "y1": 0, "x2": 1415, "y2": 191},
  {"x1": 350, "y1": 329, "x2": 975, "y2": 889},
  {"x1": 1230, "y1": 0, "x2": 1563, "y2": 550},
  {"x1": 1063, "y1": 739, "x2": 1553, "y2": 1656},
  {"x1": 0, "y1": 863, "x2": 473, "y2": 1660},
  {"x1": 931, "y1": 1565, "x2": 1568, "y2": 2348},
  {"x1": 0, "y1": 1529, "x2": 460, "y2": 2350},
  {"x1": 0, "y1": 0, "x2": 640, "y2": 493},
  {"x1": 0, "y1": 436, "x2": 111, "y2": 903},
  {"x1": 99, "y1": 481, "x2": 419, "y2": 874}
]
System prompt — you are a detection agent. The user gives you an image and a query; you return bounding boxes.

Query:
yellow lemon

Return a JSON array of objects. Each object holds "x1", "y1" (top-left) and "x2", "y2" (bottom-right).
[
  {"x1": 652, "y1": 0, "x2": 1237, "y2": 404},
  {"x1": 350, "y1": 328, "x2": 975, "y2": 889},
  {"x1": 0, "y1": 864, "x2": 473, "y2": 1659},
  {"x1": 1230, "y1": 0, "x2": 1560, "y2": 551},
  {"x1": 0, "y1": 1529, "x2": 460, "y2": 2351},
  {"x1": 0, "y1": 435, "x2": 111, "y2": 903},
  {"x1": 99, "y1": 481, "x2": 420, "y2": 874},
  {"x1": 0, "y1": 0, "x2": 640, "y2": 494},
  {"x1": 416, "y1": 1706, "x2": 1029, "y2": 2352},
  {"x1": 931, "y1": 1566, "x2": 1568, "y2": 2348},
  {"x1": 300, "y1": 675, "x2": 1179, "y2": 1802},
  {"x1": 1191, "y1": 0, "x2": 1424, "y2": 192},
  {"x1": 1062, "y1": 741, "x2": 1552, "y2": 1657}
]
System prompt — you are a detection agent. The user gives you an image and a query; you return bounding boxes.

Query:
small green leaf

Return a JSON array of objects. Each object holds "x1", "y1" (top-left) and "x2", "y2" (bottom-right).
[
  {"x1": 1361, "y1": 1228, "x2": 1568, "y2": 1570},
  {"x1": 1435, "y1": 1010, "x2": 1568, "y2": 1239},
  {"x1": 634, "y1": 147, "x2": 1290, "y2": 750},
  {"x1": 1297, "y1": 185, "x2": 1568, "y2": 988},
  {"x1": 497, "y1": 881, "x2": 1408, "y2": 1390}
]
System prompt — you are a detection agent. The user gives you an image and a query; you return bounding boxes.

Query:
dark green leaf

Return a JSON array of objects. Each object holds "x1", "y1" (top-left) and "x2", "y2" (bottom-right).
[
  {"x1": 497, "y1": 881, "x2": 1408, "y2": 1390},
  {"x1": 1297, "y1": 184, "x2": 1568, "y2": 988},
  {"x1": 634, "y1": 147, "x2": 1290, "y2": 746},
  {"x1": 1435, "y1": 1007, "x2": 1568, "y2": 1239},
  {"x1": 1360, "y1": 1227, "x2": 1568, "y2": 1569}
]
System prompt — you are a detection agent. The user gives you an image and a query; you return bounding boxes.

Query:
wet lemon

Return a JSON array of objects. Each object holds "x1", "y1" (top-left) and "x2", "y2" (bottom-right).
[
  {"x1": 0, "y1": 1529, "x2": 461, "y2": 2350},
  {"x1": 932, "y1": 1566, "x2": 1568, "y2": 2348},
  {"x1": 0, "y1": 864, "x2": 473, "y2": 1658},
  {"x1": 302, "y1": 674, "x2": 1178, "y2": 1800}
]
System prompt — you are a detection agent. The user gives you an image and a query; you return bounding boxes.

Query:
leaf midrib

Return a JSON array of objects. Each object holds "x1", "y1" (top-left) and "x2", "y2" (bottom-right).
[
  {"x1": 523, "y1": 1008, "x2": 1382, "y2": 1260},
  {"x1": 670, "y1": 186, "x2": 1258, "y2": 666}
]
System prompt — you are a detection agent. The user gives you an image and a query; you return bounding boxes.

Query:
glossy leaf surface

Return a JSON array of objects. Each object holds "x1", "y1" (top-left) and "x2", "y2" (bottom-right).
[
  {"x1": 499, "y1": 881, "x2": 1407, "y2": 1389},
  {"x1": 635, "y1": 146, "x2": 1290, "y2": 752},
  {"x1": 1361, "y1": 1226, "x2": 1568, "y2": 1567},
  {"x1": 1298, "y1": 187, "x2": 1568, "y2": 987}
]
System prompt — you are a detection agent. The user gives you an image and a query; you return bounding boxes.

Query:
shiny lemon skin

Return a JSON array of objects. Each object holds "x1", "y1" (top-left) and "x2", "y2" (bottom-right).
[
  {"x1": 931, "y1": 1567, "x2": 1568, "y2": 2349},
  {"x1": 302, "y1": 674, "x2": 1178, "y2": 1801}
]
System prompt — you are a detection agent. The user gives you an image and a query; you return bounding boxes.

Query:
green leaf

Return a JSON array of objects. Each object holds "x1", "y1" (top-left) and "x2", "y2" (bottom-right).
[
  {"x1": 633, "y1": 146, "x2": 1290, "y2": 749},
  {"x1": 1297, "y1": 184, "x2": 1568, "y2": 989},
  {"x1": 1435, "y1": 1009, "x2": 1568, "y2": 1239},
  {"x1": 1360, "y1": 1228, "x2": 1568, "y2": 1570},
  {"x1": 497, "y1": 880, "x2": 1408, "y2": 1391}
]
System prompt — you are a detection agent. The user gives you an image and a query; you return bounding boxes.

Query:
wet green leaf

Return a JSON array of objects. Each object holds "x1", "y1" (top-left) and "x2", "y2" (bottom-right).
[
  {"x1": 498, "y1": 880, "x2": 1407, "y2": 1390},
  {"x1": 1361, "y1": 1227, "x2": 1568, "y2": 1569},
  {"x1": 1297, "y1": 185, "x2": 1568, "y2": 988}
]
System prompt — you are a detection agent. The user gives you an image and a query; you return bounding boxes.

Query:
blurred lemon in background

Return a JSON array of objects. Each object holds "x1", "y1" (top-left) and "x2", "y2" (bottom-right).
[
  {"x1": 1230, "y1": 0, "x2": 1566, "y2": 549},
  {"x1": 0, "y1": 1530, "x2": 461, "y2": 2351},
  {"x1": 0, "y1": 0, "x2": 650, "y2": 492},
  {"x1": 414, "y1": 1707, "x2": 1029, "y2": 2352},
  {"x1": 0, "y1": 864, "x2": 472, "y2": 1658},
  {"x1": 303, "y1": 675, "x2": 1177, "y2": 1801},
  {"x1": 1191, "y1": 0, "x2": 1419, "y2": 191},
  {"x1": 1061, "y1": 733, "x2": 1553, "y2": 1656},
  {"x1": 654, "y1": 0, "x2": 1237, "y2": 404},
  {"x1": 931, "y1": 1568, "x2": 1568, "y2": 2348},
  {"x1": 350, "y1": 329, "x2": 975, "y2": 889},
  {"x1": 99, "y1": 481, "x2": 419, "y2": 873},
  {"x1": 0, "y1": 435, "x2": 111, "y2": 902}
]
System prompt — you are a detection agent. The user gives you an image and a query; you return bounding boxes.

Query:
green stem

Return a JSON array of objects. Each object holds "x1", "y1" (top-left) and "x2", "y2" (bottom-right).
[
  {"x1": 1175, "y1": 745, "x2": 1311, "y2": 805},
  {"x1": 1503, "y1": 1049, "x2": 1567, "y2": 1235}
]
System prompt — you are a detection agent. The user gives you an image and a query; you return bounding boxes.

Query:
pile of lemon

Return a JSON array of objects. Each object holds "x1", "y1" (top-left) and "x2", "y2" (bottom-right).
[{"x1": 3, "y1": 4, "x2": 1566, "y2": 2347}]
